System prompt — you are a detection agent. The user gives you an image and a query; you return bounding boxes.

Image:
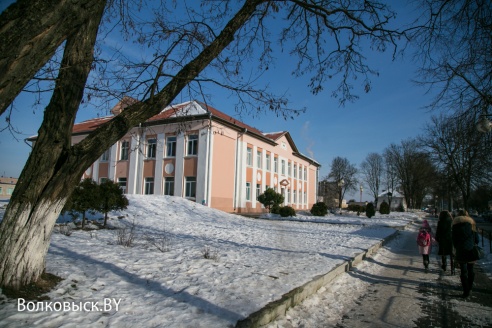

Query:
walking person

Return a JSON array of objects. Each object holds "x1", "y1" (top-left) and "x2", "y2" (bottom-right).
[
  {"x1": 417, "y1": 219, "x2": 433, "y2": 272},
  {"x1": 436, "y1": 210, "x2": 454, "y2": 274},
  {"x1": 452, "y1": 210, "x2": 480, "y2": 298}
]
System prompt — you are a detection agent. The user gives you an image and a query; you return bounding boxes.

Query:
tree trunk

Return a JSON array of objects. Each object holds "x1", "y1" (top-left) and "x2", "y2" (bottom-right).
[
  {"x1": 0, "y1": 0, "x2": 105, "y2": 116},
  {"x1": 0, "y1": 2, "x2": 105, "y2": 289}
]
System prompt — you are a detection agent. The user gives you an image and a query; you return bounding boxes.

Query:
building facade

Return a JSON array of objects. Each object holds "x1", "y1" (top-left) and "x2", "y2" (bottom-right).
[
  {"x1": 0, "y1": 177, "x2": 17, "y2": 199},
  {"x1": 70, "y1": 100, "x2": 320, "y2": 214}
]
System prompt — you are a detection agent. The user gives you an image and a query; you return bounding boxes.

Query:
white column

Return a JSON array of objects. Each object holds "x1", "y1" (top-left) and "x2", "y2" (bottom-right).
[
  {"x1": 238, "y1": 141, "x2": 247, "y2": 208},
  {"x1": 154, "y1": 133, "x2": 165, "y2": 194},
  {"x1": 251, "y1": 146, "x2": 257, "y2": 208},
  {"x1": 108, "y1": 143, "x2": 117, "y2": 181},
  {"x1": 92, "y1": 159, "x2": 100, "y2": 182},
  {"x1": 174, "y1": 132, "x2": 185, "y2": 197},
  {"x1": 128, "y1": 135, "x2": 140, "y2": 194},
  {"x1": 196, "y1": 128, "x2": 209, "y2": 204}
]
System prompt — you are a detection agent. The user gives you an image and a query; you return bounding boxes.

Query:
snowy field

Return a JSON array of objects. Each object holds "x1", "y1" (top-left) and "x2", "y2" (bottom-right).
[{"x1": 0, "y1": 195, "x2": 476, "y2": 327}]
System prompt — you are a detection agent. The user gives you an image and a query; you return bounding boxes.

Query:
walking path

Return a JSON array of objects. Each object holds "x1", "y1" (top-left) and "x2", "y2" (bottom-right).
[{"x1": 261, "y1": 216, "x2": 492, "y2": 328}]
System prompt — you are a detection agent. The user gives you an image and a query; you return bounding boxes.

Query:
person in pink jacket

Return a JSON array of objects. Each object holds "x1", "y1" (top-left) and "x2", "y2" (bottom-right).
[{"x1": 417, "y1": 220, "x2": 433, "y2": 272}]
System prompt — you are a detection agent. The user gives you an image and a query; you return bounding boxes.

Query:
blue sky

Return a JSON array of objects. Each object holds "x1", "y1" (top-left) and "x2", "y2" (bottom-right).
[{"x1": 0, "y1": 1, "x2": 438, "y2": 201}]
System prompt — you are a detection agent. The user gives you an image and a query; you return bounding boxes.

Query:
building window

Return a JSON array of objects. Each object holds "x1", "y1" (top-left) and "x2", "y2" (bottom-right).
[
  {"x1": 299, "y1": 166, "x2": 302, "y2": 180},
  {"x1": 257, "y1": 150, "x2": 262, "y2": 169},
  {"x1": 166, "y1": 136, "x2": 176, "y2": 157},
  {"x1": 246, "y1": 182, "x2": 251, "y2": 201},
  {"x1": 120, "y1": 140, "x2": 129, "y2": 160},
  {"x1": 187, "y1": 135, "x2": 198, "y2": 156},
  {"x1": 304, "y1": 168, "x2": 307, "y2": 181},
  {"x1": 293, "y1": 190, "x2": 297, "y2": 203},
  {"x1": 304, "y1": 191, "x2": 307, "y2": 203},
  {"x1": 266, "y1": 153, "x2": 271, "y2": 171},
  {"x1": 274, "y1": 157, "x2": 278, "y2": 173},
  {"x1": 147, "y1": 138, "x2": 157, "y2": 159},
  {"x1": 287, "y1": 189, "x2": 291, "y2": 203},
  {"x1": 288, "y1": 162, "x2": 291, "y2": 177},
  {"x1": 7, "y1": 188, "x2": 14, "y2": 195},
  {"x1": 118, "y1": 177, "x2": 127, "y2": 194},
  {"x1": 281, "y1": 160, "x2": 285, "y2": 175},
  {"x1": 164, "y1": 177, "x2": 174, "y2": 196},
  {"x1": 294, "y1": 164, "x2": 297, "y2": 178},
  {"x1": 185, "y1": 177, "x2": 196, "y2": 198},
  {"x1": 101, "y1": 149, "x2": 110, "y2": 162},
  {"x1": 0, "y1": 187, "x2": 2, "y2": 194},
  {"x1": 256, "y1": 184, "x2": 261, "y2": 199},
  {"x1": 100, "y1": 177, "x2": 108, "y2": 184},
  {"x1": 144, "y1": 177, "x2": 154, "y2": 195},
  {"x1": 246, "y1": 147, "x2": 252, "y2": 166}
]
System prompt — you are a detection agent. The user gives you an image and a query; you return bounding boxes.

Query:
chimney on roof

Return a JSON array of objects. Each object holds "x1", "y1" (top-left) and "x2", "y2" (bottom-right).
[{"x1": 110, "y1": 96, "x2": 138, "y2": 115}]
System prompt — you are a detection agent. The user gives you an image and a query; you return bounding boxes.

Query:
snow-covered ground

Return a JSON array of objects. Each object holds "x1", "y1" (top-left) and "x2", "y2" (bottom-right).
[{"x1": 0, "y1": 195, "x2": 490, "y2": 327}]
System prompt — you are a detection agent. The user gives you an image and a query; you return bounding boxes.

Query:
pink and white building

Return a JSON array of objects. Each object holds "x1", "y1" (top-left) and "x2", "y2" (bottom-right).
[{"x1": 72, "y1": 99, "x2": 320, "y2": 214}]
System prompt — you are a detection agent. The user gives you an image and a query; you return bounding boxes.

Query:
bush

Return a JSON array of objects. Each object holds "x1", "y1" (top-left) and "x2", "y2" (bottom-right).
[
  {"x1": 271, "y1": 203, "x2": 281, "y2": 214},
  {"x1": 279, "y1": 206, "x2": 296, "y2": 217},
  {"x1": 366, "y1": 202, "x2": 375, "y2": 218},
  {"x1": 311, "y1": 202, "x2": 328, "y2": 216},
  {"x1": 257, "y1": 188, "x2": 284, "y2": 213},
  {"x1": 379, "y1": 201, "x2": 390, "y2": 214}
]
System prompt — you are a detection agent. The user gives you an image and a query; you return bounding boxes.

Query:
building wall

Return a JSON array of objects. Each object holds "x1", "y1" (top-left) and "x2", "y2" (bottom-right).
[
  {"x1": 78, "y1": 118, "x2": 319, "y2": 214},
  {"x1": 0, "y1": 177, "x2": 17, "y2": 199}
]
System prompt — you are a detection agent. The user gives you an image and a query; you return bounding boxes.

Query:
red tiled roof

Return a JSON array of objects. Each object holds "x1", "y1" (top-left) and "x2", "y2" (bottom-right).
[
  {"x1": 72, "y1": 116, "x2": 112, "y2": 134},
  {"x1": 70, "y1": 100, "x2": 270, "y2": 140}
]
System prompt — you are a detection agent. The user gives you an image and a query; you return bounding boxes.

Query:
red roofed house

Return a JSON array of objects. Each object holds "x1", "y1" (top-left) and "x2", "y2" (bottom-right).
[{"x1": 63, "y1": 99, "x2": 320, "y2": 214}]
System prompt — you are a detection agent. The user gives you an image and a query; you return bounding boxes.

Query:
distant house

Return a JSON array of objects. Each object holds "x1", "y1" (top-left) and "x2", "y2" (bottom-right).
[
  {"x1": 29, "y1": 99, "x2": 321, "y2": 214},
  {"x1": 0, "y1": 177, "x2": 17, "y2": 199},
  {"x1": 377, "y1": 191, "x2": 406, "y2": 211}
]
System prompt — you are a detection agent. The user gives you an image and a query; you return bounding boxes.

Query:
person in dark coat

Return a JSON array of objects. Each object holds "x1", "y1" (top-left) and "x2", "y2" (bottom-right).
[
  {"x1": 436, "y1": 210, "x2": 454, "y2": 274},
  {"x1": 452, "y1": 210, "x2": 480, "y2": 298}
]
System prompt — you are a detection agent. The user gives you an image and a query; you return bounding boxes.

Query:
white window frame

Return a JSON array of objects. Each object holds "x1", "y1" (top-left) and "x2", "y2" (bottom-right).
[
  {"x1": 120, "y1": 140, "x2": 129, "y2": 160},
  {"x1": 266, "y1": 153, "x2": 271, "y2": 171},
  {"x1": 185, "y1": 177, "x2": 196, "y2": 198},
  {"x1": 281, "y1": 160, "x2": 285, "y2": 175},
  {"x1": 164, "y1": 177, "x2": 174, "y2": 196},
  {"x1": 166, "y1": 136, "x2": 176, "y2": 157},
  {"x1": 288, "y1": 162, "x2": 291, "y2": 177},
  {"x1": 246, "y1": 182, "x2": 251, "y2": 201},
  {"x1": 256, "y1": 184, "x2": 261, "y2": 200},
  {"x1": 274, "y1": 157, "x2": 278, "y2": 173},
  {"x1": 187, "y1": 135, "x2": 198, "y2": 156},
  {"x1": 118, "y1": 177, "x2": 127, "y2": 194},
  {"x1": 144, "y1": 177, "x2": 154, "y2": 195},
  {"x1": 293, "y1": 164, "x2": 297, "y2": 178},
  {"x1": 246, "y1": 147, "x2": 252, "y2": 166},
  {"x1": 257, "y1": 150, "x2": 262, "y2": 169},
  {"x1": 147, "y1": 138, "x2": 157, "y2": 159},
  {"x1": 101, "y1": 149, "x2": 110, "y2": 162}
]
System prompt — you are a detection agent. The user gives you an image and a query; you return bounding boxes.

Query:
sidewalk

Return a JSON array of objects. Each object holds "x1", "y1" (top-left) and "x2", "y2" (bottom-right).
[{"x1": 256, "y1": 217, "x2": 492, "y2": 328}]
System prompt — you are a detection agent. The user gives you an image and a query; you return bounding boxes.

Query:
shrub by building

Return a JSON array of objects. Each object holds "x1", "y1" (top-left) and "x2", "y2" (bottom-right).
[
  {"x1": 379, "y1": 201, "x2": 390, "y2": 214},
  {"x1": 366, "y1": 202, "x2": 375, "y2": 218},
  {"x1": 311, "y1": 202, "x2": 328, "y2": 216}
]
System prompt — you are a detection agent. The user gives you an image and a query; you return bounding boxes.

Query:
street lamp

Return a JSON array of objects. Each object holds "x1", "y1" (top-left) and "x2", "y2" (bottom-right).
[
  {"x1": 476, "y1": 113, "x2": 492, "y2": 133},
  {"x1": 337, "y1": 179, "x2": 344, "y2": 213},
  {"x1": 359, "y1": 185, "x2": 363, "y2": 203}
]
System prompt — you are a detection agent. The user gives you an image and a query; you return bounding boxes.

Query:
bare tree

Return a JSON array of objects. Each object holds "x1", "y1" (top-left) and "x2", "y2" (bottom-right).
[
  {"x1": 360, "y1": 152, "x2": 384, "y2": 208},
  {"x1": 413, "y1": 0, "x2": 492, "y2": 115},
  {"x1": 327, "y1": 157, "x2": 358, "y2": 209},
  {"x1": 384, "y1": 139, "x2": 436, "y2": 209},
  {"x1": 0, "y1": 0, "x2": 405, "y2": 289},
  {"x1": 420, "y1": 112, "x2": 492, "y2": 210}
]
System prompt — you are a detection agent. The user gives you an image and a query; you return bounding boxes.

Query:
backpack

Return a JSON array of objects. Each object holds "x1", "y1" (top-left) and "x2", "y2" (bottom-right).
[{"x1": 417, "y1": 229, "x2": 430, "y2": 247}]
